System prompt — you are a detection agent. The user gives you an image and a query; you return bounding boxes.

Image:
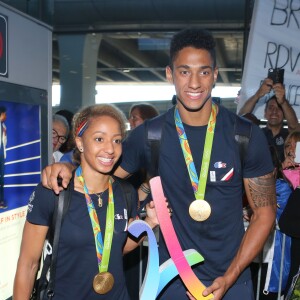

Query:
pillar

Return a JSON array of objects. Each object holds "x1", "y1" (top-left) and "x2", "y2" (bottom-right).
[{"x1": 57, "y1": 33, "x2": 102, "y2": 113}]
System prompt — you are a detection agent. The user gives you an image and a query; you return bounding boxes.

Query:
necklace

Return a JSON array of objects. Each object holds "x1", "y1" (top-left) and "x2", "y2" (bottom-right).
[
  {"x1": 77, "y1": 174, "x2": 107, "y2": 207},
  {"x1": 94, "y1": 192, "x2": 104, "y2": 207}
]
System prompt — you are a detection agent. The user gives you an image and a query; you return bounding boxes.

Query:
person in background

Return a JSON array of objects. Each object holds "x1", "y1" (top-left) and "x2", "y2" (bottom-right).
[
  {"x1": 238, "y1": 78, "x2": 273, "y2": 116},
  {"x1": 238, "y1": 78, "x2": 299, "y2": 161},
  {"x1": 13, "y1": 104, "x2": 159, "y2": 300},
  {"x1": 41, "y1": 28, "x2": 276, "y2": 300},
  {"x1": 279, "y1": 131, "x2": 300, "y2": 297},
  {"x1": 0, "y1": 106, "x2": 7, "y2": 209},
  {"x1": 249, "y1": 145, "x2": 292, "y2": 299},
  {"x1": 55, "y1": 109, "x2": 75, "y2": 153},
  {"x1": 281, "y1": 131, "x2": 300, "y2": 170},
  {"x1": 127, "y1": 103, "x2": 159, "y2": 199},
  {"x1": 128, "y1": 103, "x2": 159, "y2": 131},
  {"x1": 52, "y1": 114, "x2": 69, "y2": 163}
]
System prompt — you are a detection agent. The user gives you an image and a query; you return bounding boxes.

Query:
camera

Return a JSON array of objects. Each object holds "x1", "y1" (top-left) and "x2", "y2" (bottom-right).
[{"x1": 268, "y1": 68, "x2": 284, "y2": 84}]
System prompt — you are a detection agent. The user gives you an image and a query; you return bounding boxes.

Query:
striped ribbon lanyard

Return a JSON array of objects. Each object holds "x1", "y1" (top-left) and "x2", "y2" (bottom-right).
[
  {"x1": 174, "y1": 103, "x2": 217, "y2": 200},
  {"x1": 76, "y1": 166, "x2": 114, "y2": 273}
]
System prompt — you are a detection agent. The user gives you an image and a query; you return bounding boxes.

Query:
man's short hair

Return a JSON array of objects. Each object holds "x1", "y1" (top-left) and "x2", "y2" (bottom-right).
[{"x1": 169, "y1": 28, "x2": 216, "y2": 67}]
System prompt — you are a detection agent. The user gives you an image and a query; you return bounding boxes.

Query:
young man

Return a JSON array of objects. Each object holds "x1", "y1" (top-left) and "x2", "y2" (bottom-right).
[
  {"x1": 238, "y1": 78, "x2": 299, "y2": 161},
  {"x1": 42, "y1": 28, "x2": 276, "y2": 300}
]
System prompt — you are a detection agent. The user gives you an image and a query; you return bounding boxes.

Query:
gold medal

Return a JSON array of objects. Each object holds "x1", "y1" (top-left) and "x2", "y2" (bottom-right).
[
  {"x1": 93, "y1": 272, "x2": 114, "y2": 294},
  {"x1": 189, "y1": 200, "x2": 211, "y2": 221}
]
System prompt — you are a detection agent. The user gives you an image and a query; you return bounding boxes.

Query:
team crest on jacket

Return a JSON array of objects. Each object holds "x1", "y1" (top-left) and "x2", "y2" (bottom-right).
[{"x1": 214, "y1": 161, "x2": 227, "y2": 168}]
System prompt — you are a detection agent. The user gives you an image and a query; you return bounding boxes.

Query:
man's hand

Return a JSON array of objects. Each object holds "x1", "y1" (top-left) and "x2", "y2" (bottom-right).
[
  {"x1": 238, "y1": 78, "x2": 273, "y2": 116},
  {"x1": 255, "y1": 78, "x2": 273, "y2": 99},
  {"x1": 273, "y1": 83, "x2": 286, "y2": 105},
  {"x1": 272, "y1": 82, "x2": 299, "y2": 131},
  {"x1": 41, "y1": 162, "x2": 74, "y2": 194},
  {"x1": 186, "y1": 277, "x2": 228, "y2": 300},
  {"x1": 202, "y1": 277, "x2": 228, "y2": 300},
  {"x1": 186, "y1": 276, "x2": 228, "y2": 300}
]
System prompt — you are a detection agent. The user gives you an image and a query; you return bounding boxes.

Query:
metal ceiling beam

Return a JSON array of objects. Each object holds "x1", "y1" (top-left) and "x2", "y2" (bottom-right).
[
  {"x1": 97, "y1": 45, "x2": 142, "y2": 82},
  {"x1": 95, "y1": 70, "x2": 114, "y2": 82},
  {"x1": 104, "y1": 38, "x2": 166, "y2": 81}
]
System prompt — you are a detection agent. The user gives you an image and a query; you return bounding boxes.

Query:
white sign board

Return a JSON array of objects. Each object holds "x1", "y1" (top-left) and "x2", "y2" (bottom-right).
[{"x1": 237, "y1": 0, "x2": 300, "y2": 119}]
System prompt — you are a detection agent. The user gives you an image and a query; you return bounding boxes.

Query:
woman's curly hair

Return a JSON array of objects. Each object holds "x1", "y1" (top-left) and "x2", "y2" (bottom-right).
[{"x1": 72, "y1": 104, "x2": 127, "y2": 165}]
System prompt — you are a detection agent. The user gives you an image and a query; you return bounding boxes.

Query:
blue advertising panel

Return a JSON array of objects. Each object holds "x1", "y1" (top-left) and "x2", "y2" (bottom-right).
[
  {"x1": 0, "y1": 82, "x2": 48, "y2": 300},
  {"x1": 0, "y1": 100, "x2": 41, "y2": 210}
]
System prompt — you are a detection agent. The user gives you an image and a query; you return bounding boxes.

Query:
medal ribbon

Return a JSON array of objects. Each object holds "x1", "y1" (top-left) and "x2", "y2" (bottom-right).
[
  {"x1": 174, "y1": 103, "x2": 217, "y2": 200},
  {"x1": 76, "y1": 166, "x2": 114, "y2": 273}
]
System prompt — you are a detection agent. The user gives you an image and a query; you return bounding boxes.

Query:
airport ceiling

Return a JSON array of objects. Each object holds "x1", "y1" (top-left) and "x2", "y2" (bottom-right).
[{"x1": 2, "y1": 0, "x2": 255, "y2": 86}]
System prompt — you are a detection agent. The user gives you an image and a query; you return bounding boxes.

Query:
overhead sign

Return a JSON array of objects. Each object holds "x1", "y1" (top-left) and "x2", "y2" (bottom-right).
[
  {"x1": 237, "y1": 0, "x2": 300, "y2": 119},
  {"x1": 0, "y1": 14, "x2": 7, "y2": 77}
]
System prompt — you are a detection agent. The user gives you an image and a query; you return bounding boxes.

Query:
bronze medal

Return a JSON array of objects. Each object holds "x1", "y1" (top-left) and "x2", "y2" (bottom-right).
[
  {"x1": 189, "y1": 200, "x2": 211, "y2": 221},
  {"x1": 93, "y1": 272, "x2": 114, "y2": 294}
]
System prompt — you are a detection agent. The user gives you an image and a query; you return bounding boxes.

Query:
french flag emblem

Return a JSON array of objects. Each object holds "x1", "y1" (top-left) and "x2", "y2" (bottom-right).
[{"x1": 214, "y1": 161, "x2": 227, "y2": 168}]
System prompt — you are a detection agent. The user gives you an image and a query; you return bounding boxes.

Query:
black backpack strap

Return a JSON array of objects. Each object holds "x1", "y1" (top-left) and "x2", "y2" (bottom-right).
[
  {"x1": 115, "y1": 177, "x2": 136, "y2": 215},
  {"x1": 45, "y1": 190, "x2": 66, "y2": 298},
  {"x1": 144, "y1": 114, "x2": 166, "y2": 179},
  {"x1": 234, "y1": 115, "x2": 252, "y2": 167},
  {"x1": 49, "y1": 175, "x2": 74, "y2": 237},
  {"x1": 40, "y1": 179, "x2": 72, "y2": 299}
]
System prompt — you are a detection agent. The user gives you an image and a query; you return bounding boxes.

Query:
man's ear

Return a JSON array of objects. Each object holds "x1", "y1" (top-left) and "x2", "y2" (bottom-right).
[
  {"x1": 213, "y1": 66, "x2": 219, "y2": 83},
  {"x1": 166, "y1": 66, "x2": 174, "y2": 84}
]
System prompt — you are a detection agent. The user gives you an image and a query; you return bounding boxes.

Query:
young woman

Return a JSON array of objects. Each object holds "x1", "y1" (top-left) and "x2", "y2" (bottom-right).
[{"x1": 13, "y1": 104, "x2": 159, "y2": 300}]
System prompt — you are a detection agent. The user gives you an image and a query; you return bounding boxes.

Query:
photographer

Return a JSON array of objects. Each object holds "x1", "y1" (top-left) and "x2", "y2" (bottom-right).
[{"x1": 238, "y1": 77, "x2": 299, "y2": 161}]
